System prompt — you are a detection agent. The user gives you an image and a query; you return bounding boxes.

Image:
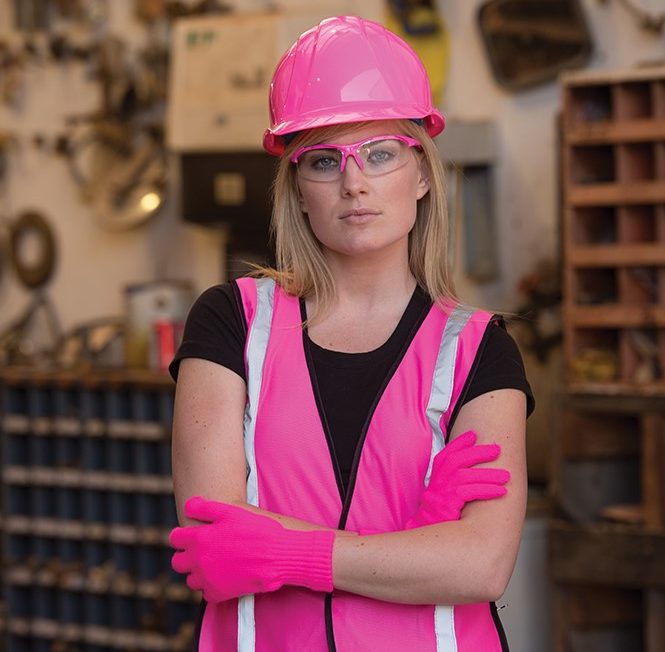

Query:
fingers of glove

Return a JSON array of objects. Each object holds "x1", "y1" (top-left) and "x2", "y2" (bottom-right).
[
  {"x1": 186, "y1": 572, "x2": 204, "y2": 594},
  {"x1": 171, "y1": 550, "x2": 193, "y2": 574},
  {"x1": 431, "y1": 441, "x2": 501, "y2": 477},
  {"x1": 406, "y1": 504, "x2": 460, "y2": 528},
  {"x1": 184, "y1": 496, "x2": 232, "y2": 523},
  {"x1": 169, "y1": 525, "x2": 198, "y2": 550},
  {"x1": 456, "y1": 467, "x2": 511, "y2": 486},
  {"x1": 458, "y1": 483, "x2": 508, "y2": 502},
  {"x1": 441, "y1": 430, "x2": 477, "y2": 456}
]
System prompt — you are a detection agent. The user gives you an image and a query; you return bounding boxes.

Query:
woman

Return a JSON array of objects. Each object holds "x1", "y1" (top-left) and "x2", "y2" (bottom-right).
[{"x1": 169, "y1": 15, "x2": 533, "y2": 652}]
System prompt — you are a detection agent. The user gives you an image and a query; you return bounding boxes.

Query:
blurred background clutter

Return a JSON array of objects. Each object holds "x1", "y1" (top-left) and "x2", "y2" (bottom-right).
[{"x1": 0, "y1": 1, "x2": 664, "y2": 650}]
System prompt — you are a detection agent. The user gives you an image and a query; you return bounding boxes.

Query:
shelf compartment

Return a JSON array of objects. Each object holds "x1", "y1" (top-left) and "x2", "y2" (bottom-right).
[
  {"x1": 619, "y1": 267, "x2": 660, "y2": 306},
  {"x1": 566, "y1": 83, "x2": 613, "y2": 126},
  {"x1": 618, "y1": 205, "x2": 659, "y2": 243},
  {"x1": 617, "y1": 143, "x2": 657, "y2": 182},
  {"x1": 568, "y1": 328, "x2": 620, "y2": 383},
  {"x1": 620, "y1": 328, "x2": 662, "y2": 384},
  {"x1": 571, "y1": 206, "x2": 617, "y2": 245},
  {"x1": 573, "y1": 268, "x2": 618, "y2": 306},
  {"x1": 569, "y1": 144, "x2": 616, "y2": 185},
  {"x1": 614, "y1": 81, "x2": 653, "y2": 121}
]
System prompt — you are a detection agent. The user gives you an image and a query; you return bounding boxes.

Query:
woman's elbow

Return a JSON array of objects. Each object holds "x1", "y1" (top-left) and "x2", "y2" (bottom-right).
[
  {"x1": 457, "y1": 553, "x2": 518, "y2": 604},
  {"x1": 481, "y1": 551, "x2": 519, "y2": 602}
]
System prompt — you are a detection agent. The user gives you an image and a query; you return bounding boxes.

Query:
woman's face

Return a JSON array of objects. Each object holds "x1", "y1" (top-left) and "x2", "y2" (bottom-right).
[{"x1": 295, "y1": 121, "x2": 430, "y2": 262}]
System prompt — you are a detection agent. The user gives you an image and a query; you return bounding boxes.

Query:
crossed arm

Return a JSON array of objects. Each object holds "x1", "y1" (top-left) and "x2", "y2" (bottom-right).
[{"x1": 171, "y1": 357, "x2": 527, "y2": 606}]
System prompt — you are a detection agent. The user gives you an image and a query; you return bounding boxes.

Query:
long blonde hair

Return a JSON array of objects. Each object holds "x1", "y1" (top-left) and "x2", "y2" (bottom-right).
[{"x1": 255, "y1": 119, "x2": 458, "y2": 312}]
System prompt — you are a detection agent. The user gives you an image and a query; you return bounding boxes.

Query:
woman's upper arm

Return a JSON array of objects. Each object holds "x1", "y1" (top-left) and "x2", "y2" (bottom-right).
[
  {"x1": 447, "y1": 387, "x2": 528, "y2": 597},
  {"x1": 172, "y1": 357, "x2": 247, "y2": 525}
]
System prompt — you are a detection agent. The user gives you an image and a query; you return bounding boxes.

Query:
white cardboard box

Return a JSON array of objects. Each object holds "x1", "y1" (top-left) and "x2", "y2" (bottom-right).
[{"x1": 167, "y1": 4, "x2": 384, "y2": 152}]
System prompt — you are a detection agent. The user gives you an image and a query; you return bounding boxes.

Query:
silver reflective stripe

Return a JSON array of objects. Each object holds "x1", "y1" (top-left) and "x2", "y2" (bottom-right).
[
  {"x1": 426, "y1": 304, "x2": 474, "y2": 652},
  {"x1": 425, "y1": 305, "x2": 474, "y2": 487},
  {"x1": 435, "y1": 605, "x2": 457, "y2": 652},
  {"x1": 238, "y1": 277, "x2": 275, "y2": 652}
]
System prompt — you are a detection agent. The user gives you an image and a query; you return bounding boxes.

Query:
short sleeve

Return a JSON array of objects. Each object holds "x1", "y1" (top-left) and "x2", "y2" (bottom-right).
[
  {"x1": 462, "y1": 322, "x2": 535, "y2": 417},
  {"x1": 168, "y1": 282, "x2": 247, "y2": 383}
]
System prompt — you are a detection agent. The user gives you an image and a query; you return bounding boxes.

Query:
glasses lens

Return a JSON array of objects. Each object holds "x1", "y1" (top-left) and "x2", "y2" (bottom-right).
[
  {"x1": 296, "y1": 138, "x2": 414, "y2": 182},
  {"x1": 360, "y1": 139, "x2": 409, "y2": 176},
  {"x1": 297, "y1": 148, "x2": 343, "y2": 181}
]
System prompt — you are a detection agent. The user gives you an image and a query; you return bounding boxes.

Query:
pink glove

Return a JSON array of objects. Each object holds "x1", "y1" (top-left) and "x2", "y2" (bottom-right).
[
  {"x1": 170, "y1": 497, "x2": 335, "y2": 603},
  {"x1": 405, "y1": 430, "x2": 510, "y2": 528}
]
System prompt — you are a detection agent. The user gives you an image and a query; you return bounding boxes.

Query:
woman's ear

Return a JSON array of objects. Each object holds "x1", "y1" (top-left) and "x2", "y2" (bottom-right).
[{"x1": 416, "y1": 159, "x2": 431, "y2": 200}]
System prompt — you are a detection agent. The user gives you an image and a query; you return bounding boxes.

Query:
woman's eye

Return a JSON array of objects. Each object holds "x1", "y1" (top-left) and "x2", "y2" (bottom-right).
[
  {"x1": 368, "y1": 149, "x2": 393, "y2": 163},
  {"x1": 303, "y1": 151, "x2": 340, "y2": 171},
  {"x1": 366, "y1": 143, "x2": 399, "y2": 165}
]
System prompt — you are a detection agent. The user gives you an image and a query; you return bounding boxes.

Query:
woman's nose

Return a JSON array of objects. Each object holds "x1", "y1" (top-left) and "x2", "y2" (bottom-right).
[{"x1": 341, "y1": 155, "x2": 368, "y2": 195}]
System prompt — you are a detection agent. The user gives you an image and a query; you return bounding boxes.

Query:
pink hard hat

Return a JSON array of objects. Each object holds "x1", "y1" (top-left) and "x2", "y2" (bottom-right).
[{"x1": 262, "y1": 15, "x2": 445, "y2": 156}]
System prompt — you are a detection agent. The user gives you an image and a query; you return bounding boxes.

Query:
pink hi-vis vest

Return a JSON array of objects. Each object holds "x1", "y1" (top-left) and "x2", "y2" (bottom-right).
[{"x1": 196, "y1": 278, "x2": 508, "y2": 652}]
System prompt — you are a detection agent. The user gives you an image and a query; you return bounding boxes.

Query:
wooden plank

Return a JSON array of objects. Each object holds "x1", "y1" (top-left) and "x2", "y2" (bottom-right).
[
  {"x1": 642, "y1": 414, "x2": 665, "y2": 529},
  {"x1": 561, "y1": 66, "x2": 665, "y2": 87},
  {"x1": 567, "y1": 120, "x2": 665, "y2": 145},
  {"x1": 569, "y1": 182, "x2": 665, "y2": 206},
  {"x1": 549, "y1": 520, "x2": 665, "y2": 587},
  {"x1": 569, "y1": 243, "x2": 665, "y2": 266},
  {"x1": 599, "y1": 504, "x2": 643, "y2": 524},
  {"x1": 565, "y1": 386, "x2": 665, "y2": 410},
  {"x1": 646, "y1": 590, "x2": 665, "y2": 652},
  {"x1": 566, "y1": 305, "x2": 665, "y2": 327}
]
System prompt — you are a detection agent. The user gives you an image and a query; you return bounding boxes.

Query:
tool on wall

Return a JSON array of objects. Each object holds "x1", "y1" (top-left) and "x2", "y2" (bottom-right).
[
  {"x1": 386, "y1": 0, "x2": 450, "y2": 105},
  {"x1": 58, "y1": 119, "x2": 166, "y2": 231},
  {"x1": 477, "y1": 0, "x2": 593, "y2": 90},
  {"x1": 597, "y1": 0, "x2": 665, "y2": 34},
  {"x1": 0, "y1": 210, "x2": 62, "y2": 366}
]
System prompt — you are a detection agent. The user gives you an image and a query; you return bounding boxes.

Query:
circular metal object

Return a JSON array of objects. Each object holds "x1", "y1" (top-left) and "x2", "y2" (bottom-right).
[{"x1": 10, "y1": 210, "x2": 57, "y2": 289}]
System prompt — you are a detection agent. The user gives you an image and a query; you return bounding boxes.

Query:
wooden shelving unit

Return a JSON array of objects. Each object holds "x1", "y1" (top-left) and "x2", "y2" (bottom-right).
[
  {"x1": 562, "y1": 66, "x2": 665, "y2": 390},
  {"x1": 0, "y1": 368, "x2": 197, "y2": 652},
  {"x1": 554, "y1": 66, "x2": 665, "y2": 652}
]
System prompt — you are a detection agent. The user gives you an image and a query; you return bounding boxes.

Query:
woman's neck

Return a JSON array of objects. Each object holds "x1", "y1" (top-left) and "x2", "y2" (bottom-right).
[{"x1": 321, "y1": 247, "x2": 416, "y2": 312}]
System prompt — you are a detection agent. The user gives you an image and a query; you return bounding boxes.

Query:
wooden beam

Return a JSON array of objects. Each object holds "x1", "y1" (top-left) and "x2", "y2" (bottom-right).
[
  {"x1": 646, "y1": 590, "x2": 665, "y2": 652},
  {"x1": 569, "y1": 182, "x2": 665, "y2": 206},
  {"x1": 569, "y1": 243, "x2": 665, "y2": 267},
  {"x1": 566, "y1": 120, "x2": 665, "y2": 145},
  {"x1": 642, "y1": 415, "x2": 665, "y2": 529},
  {"x1": 549, "y1": 520, "x2": 665, "y2": 587},
  {"x1": 566, "y1": 305, "x2": 665, "y2": 328}
]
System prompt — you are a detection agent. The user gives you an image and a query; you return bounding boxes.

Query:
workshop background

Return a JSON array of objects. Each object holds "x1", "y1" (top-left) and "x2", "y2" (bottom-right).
[{"x1": 0, "y1": 1, "x2": 664, "y2": 651}]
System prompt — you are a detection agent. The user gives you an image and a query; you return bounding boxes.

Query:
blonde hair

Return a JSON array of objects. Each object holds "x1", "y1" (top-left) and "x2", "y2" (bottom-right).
[{"x1": 255, "y1": 120, "x2": 458, "y2": 314}]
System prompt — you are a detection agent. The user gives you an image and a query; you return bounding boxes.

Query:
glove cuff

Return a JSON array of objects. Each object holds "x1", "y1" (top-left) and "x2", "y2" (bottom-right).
[{"x1": 276, "y1": 529, "x2": 335, "y2": 592}]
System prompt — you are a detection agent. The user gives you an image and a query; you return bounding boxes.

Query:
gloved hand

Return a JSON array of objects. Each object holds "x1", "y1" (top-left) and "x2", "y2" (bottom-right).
[
  {"x1": 405, "y1": 430, "x2": 510, "y2": 528},
  {"x1": 170, "y1": 497, "x2": 335, "y2": 603}
]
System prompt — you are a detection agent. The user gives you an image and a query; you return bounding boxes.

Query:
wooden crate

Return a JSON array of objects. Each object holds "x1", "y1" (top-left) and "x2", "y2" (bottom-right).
[
  {"x1": 561, "y1": 67, "x2": 665, "y2": 391},
  {"x1": 549, "y1": 520, "x2": 665, "y2": 652},
  {"x1": 551, "y1": 390, "x2": 665, "y2": 530}
]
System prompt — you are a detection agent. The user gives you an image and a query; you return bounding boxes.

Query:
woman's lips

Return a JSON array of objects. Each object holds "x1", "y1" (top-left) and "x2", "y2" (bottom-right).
[{"x1": 340, "y1": 208, "x2": 381, "y2": 220}]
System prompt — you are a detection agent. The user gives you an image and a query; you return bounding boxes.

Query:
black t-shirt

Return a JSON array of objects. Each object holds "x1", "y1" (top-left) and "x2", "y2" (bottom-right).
[{"x1": 171, "y1": 282, "x2": 535, "y2": 494}]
